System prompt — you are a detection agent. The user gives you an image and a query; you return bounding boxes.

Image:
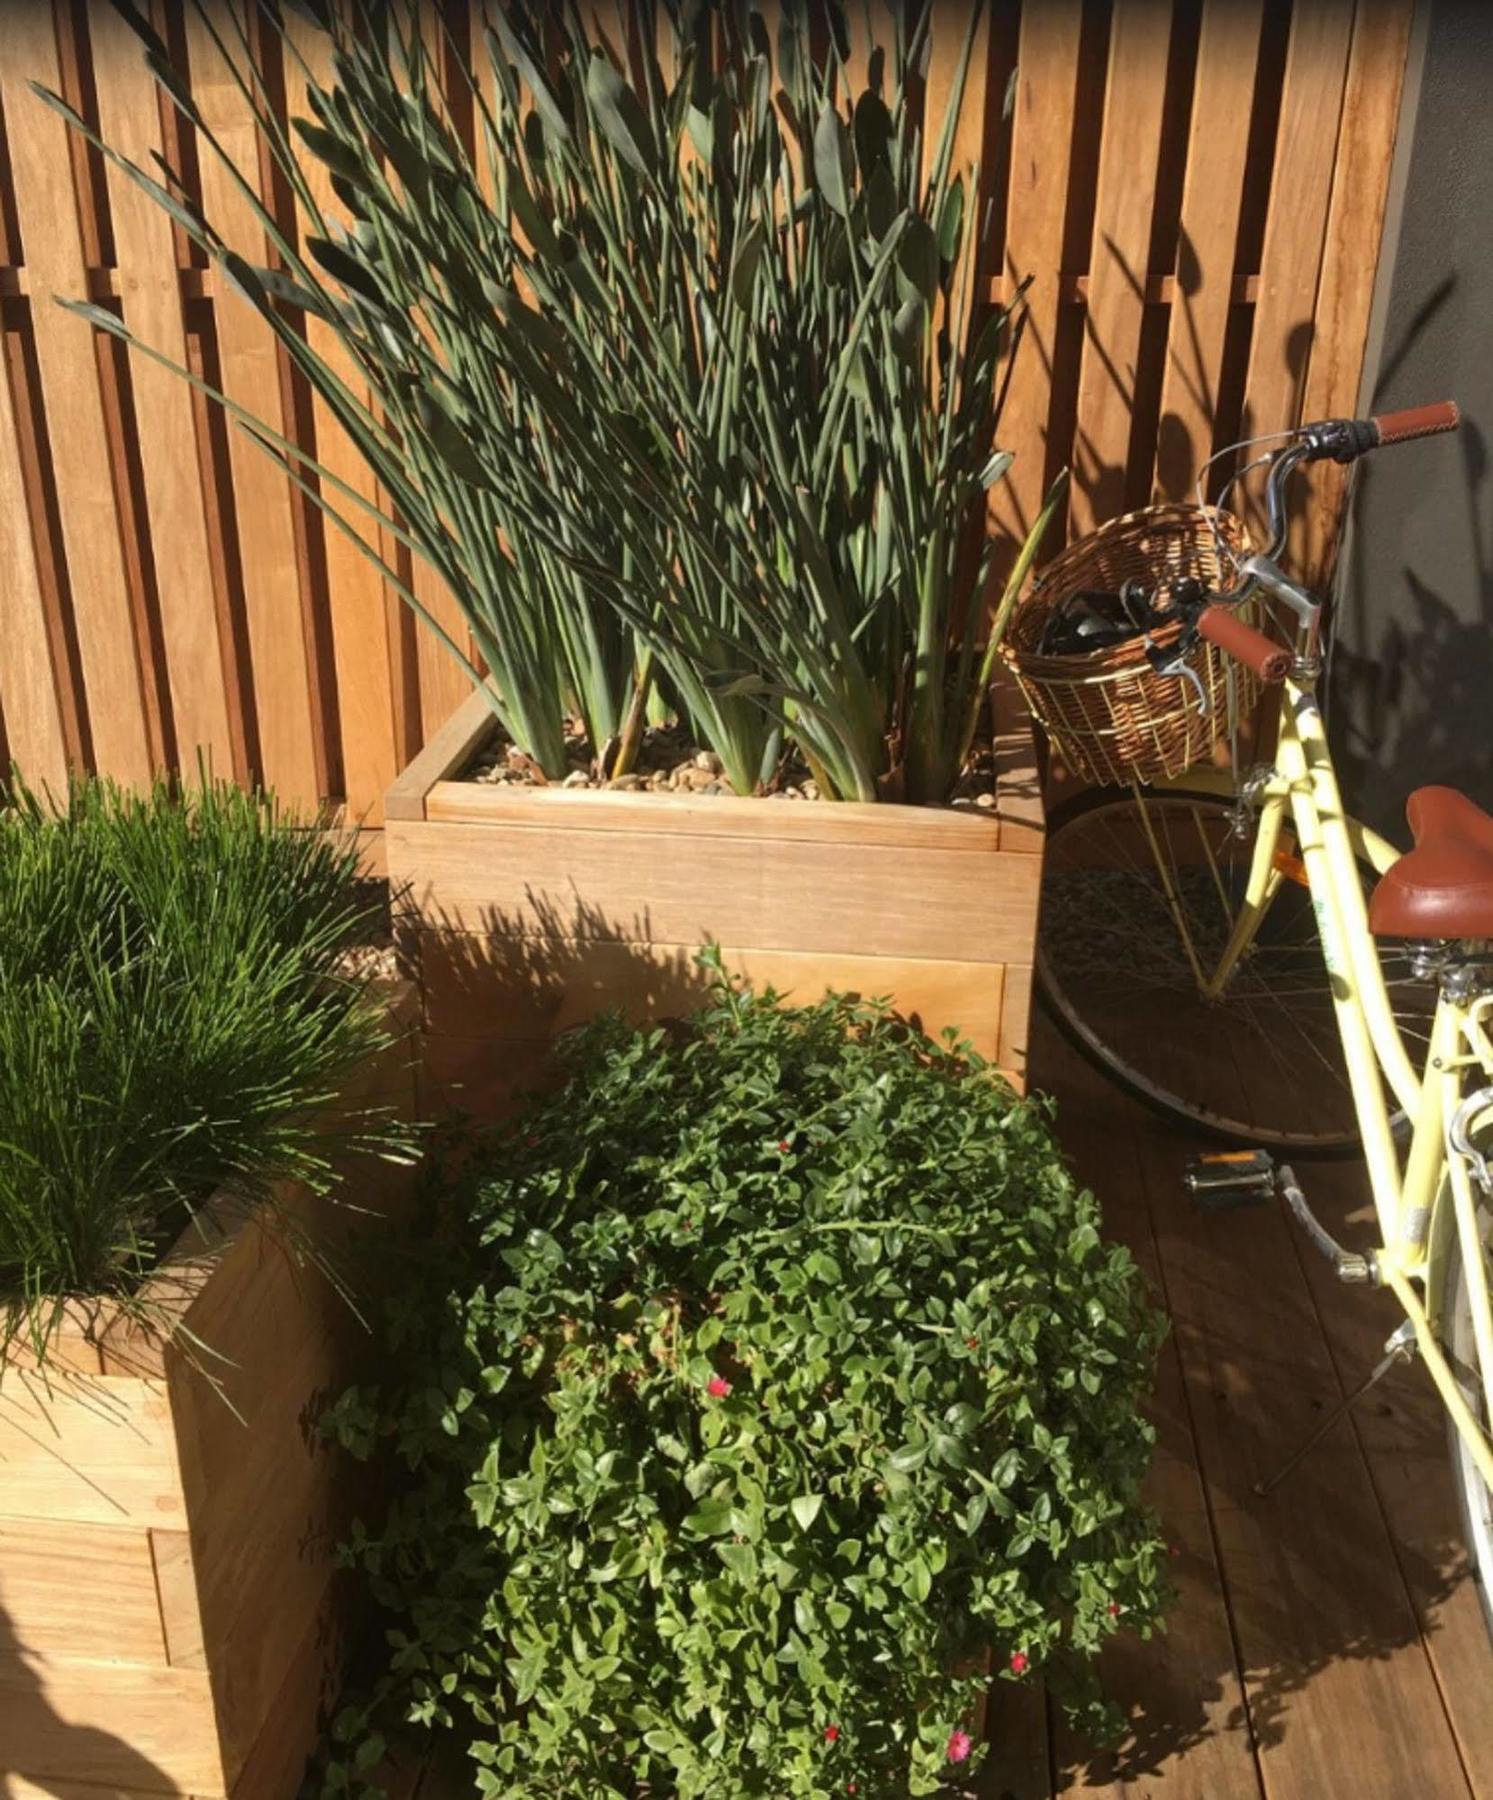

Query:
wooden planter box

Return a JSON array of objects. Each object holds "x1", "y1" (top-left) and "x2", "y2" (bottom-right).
[
  {"x1": 387, "y1": 685, "x2": 1044, "y2": 1121},
  {"x1": 0, "y1": 985, "x2": 418, "y2": 1800}
]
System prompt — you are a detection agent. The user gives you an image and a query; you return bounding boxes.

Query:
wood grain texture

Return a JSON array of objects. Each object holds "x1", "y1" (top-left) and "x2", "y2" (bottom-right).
[
  {"x1": 1239, "y1": 0, "x2": 1355, "y2": 486},
  {"x1": 88, "y1": 0, "x2": 237, "y2": 781},
  {"x1": 0, "y1": 1519, "x2": 167, "y2": 1664},
  {"x1": 389, "y1": 816, "x2": 1040, "y2": 965},
  {"x1": 1153, "y1": 0, "x2": 1266, "y2": 504},
  {"x1": 0, "y1": 1370, "x2": 186, "y2": 1530},
  {"x1": 281, "y1": 16, "x2": 400, "y2": 821},
  {"x1": 1294, "y1": 0, "x2": 1417, "y2": 587},
  {"x1": 419, "y1": 934, "x2": 1008, "y2": 1058},
  {"x1": 0, "y1": 326, "x2": 68, "y2": 788},
  {"x1": 151, "y1": 1527, "x2": 207, "y2": 1672},
  {"x1": 0, "y1": 1653, "x2": 222, "y2": 1794},
  {"x1": 184, "y1": 2, "x2": 320, "y2": 809},
  {"x1": 425, "y1": 781, "x2": 1008, "y2": 851},
  {"x1": 991, "y1": 0, "x2": 1083, "y2": 556},
  {"x1": 1068, "y1": 0, "x2": 1175, "y2": 538},
  {"x1": 0, "y1": 4, "x2": 153, "y2": 784}
]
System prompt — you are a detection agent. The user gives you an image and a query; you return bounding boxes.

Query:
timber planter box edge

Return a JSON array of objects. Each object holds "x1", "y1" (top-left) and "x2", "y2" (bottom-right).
[
  {"x1": 0, "y1": 980, "x2": 419, "y2": 1800},
  {"x1": 386, "y1": 683, "x2": 1045, "y2": 1121}
]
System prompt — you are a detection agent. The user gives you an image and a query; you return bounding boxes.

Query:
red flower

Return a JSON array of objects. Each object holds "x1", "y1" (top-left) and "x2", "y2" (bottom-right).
[
  {"x1": 824, "y1": 1725, "x2": 840, "y2": 1743},
  {"x1": 778, "y1": 1138, "x2": 791, "y2": 1152},
  {"x1": 1169, "y1": 1542, "x2": 1182, "y2": 1558},
  {"x1": 946, "y1": 1729, "x2": 974, "y2": 1763},
  {"x1": 1107, "y1": 1602, "x2": 1120, "y2": 1617},
  {"x1": 847, "y1": 1787, "x2": 857, "y2": 1795},
  {"x1": 966, "y1": 1336, "x2": 979, "y2": 1349},
  {"x1": 1009, "y1": 1651, "x2": 1029, "y2": 1676},
  {"x1": 706, "y1": 1376, "x2": 732, "y2": 1398}
]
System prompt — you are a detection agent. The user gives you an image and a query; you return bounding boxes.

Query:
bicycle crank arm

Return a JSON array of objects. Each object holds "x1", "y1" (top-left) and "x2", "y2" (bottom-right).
[{"x1": 1278, "y1": 1165, "x2": 1379, "y2": 1284}]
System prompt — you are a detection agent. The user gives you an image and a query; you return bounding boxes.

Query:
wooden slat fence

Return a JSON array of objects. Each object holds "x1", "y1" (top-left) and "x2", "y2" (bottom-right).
[{"x1": 0, "y1": 0, "x2": 1414, "y2": 820}]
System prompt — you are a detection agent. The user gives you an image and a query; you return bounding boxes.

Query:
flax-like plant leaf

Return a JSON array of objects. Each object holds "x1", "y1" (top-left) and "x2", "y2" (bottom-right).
[
  {"x1": 813, "y1": 105, "x2": 853, "y2": 215},
  {"x1": 586, "y1": 52, "x2": 655, "y2": 176}
]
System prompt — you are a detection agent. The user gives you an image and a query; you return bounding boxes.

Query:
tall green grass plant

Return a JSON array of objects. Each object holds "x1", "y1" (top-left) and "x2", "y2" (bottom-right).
[{"x1": 0, "y1": 776, "x2": 404, "y2": 1361}]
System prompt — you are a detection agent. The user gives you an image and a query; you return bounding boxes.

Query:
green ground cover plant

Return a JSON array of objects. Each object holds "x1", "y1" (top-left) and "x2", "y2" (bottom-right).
[
  {"x1": 322, "y1": 955, "x2": 1167, "y2": 1797},
  {"x1": 42, "y1": 0, "x2": 1062, "y2": 801},
  {"x1": 0, "y1": 774, "x2": 403, "y2": 1360}
]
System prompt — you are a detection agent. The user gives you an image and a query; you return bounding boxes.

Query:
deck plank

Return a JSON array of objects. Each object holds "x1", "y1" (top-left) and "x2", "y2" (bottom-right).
[
  {"x1": 1118, "y1": 1074, "x2": 1472, "y2": 1799},
  {"x1": 1033, "y1": 1030, "x2": 1262, "y2": 1800},
  {"x1": 1287, "y1": 1156, "x2": 1493, "y2": 1791}
]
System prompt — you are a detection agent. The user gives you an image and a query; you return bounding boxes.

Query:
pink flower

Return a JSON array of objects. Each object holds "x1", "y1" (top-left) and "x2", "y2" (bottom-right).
[
  {"x1": 706, "y1": 1376, "x2": 732, "y2": 1398},
  {"x1": 946, "y1": 1729, "x2": 974, "y2": 1763},
  {"x1": 1009, "y1": 1651, "x2": 1029, "y2": 1675},
  {"x1": 778, "y1": 1138, "x2": 791, "y2": 1152},
  {"x1": 1169, "y1": 1542, "x2": 1182, "y2": 1558},
  {"x1": 824, "y1": 1725, "x2": 840, "y2": 1743}
]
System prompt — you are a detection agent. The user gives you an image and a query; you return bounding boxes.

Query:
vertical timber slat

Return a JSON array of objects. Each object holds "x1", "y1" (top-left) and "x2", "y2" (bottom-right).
[
  {"x1": 88, "y1": 0, "x2": 238, "y2": 780},
  {"x1": 0, "y1": 2, "x2": 153, "y2": 784},
  {"x1": 990, "y1": 0, "x2": 1084, "y2": 555},
  {"x1": 1295, "y1": 0, "x2": 1417, "y2": 587},
  {"x1": 1068, "y1": 0, "x2": 1175, "y2": 539},
  {"x1": 1152, "y1": 0, "x2": 1265, "y2": 504},
  {"x1": 185, "y1": 1, "x2": 321, "y2": 810},
  {"x1": 1239, "y1": 0, "x2": 1356, "y2": 497},
  {"x1": 0, "y1": 326, "x2": 68, "y2": 787},
  {"x1": 281, "y1": 17, "x2": 400, "y2": 822}
]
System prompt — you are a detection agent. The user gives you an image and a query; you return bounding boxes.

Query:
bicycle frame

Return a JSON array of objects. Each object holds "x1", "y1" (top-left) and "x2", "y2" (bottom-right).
[{"x1": 1150, "y1": 671, "x2": 1493, "y2": 1489}]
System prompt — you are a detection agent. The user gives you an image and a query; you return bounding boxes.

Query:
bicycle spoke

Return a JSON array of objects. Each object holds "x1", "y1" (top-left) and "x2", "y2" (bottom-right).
[{"x1": 1039, "y1": 789, "x2": 1414, "y2": 1147}]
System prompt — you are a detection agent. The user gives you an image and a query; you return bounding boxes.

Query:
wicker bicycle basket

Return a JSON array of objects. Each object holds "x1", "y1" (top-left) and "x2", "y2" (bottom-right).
[{"x1": 1001, "y1": 503, "x2": 1257, "y2": 786}]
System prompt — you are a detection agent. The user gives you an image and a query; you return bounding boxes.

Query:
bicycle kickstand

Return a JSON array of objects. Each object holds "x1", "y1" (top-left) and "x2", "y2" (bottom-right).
[{"x1": 1252, "y1": 1320, "x2": 1417, "y2": 1497}]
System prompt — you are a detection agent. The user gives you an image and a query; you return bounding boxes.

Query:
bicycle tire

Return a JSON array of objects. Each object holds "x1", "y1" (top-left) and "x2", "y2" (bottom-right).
[
  {"x1": 1037, "y1": 785, "x2": 1430, "y2": 1154},
  {"x1": 1444, "y1": 1221, "x2": 1493, "y2": 1649}
]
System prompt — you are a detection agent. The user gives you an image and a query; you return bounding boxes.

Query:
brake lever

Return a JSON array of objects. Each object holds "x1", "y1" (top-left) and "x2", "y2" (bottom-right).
[
  {"x1": 1143, "y1": 577, "x2": 1210, "y2": 715},
  {"x1": 1145, "y1": 642, "x2": 1211, "y2": 715}
]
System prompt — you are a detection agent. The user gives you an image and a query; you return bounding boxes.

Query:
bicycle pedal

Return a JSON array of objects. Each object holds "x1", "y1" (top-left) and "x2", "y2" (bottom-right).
[{"x1": 1184, "y1": 1148, "x2": 1276, "y2": 1210}]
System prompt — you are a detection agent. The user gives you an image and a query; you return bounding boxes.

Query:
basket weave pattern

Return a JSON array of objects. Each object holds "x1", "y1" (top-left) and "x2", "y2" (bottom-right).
[{"x1": 1001, "y1": 504, "x2": 1257, "y2": 786}]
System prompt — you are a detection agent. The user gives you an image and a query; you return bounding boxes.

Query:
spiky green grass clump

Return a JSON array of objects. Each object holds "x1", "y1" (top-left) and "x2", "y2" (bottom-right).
[{"x1": 0, "y1": 775, "x2": 403, "y2": 1356}]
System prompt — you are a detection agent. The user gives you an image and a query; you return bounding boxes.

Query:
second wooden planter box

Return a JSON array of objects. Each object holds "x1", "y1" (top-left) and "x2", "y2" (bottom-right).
[
  {"x1": 387, "y1": 687, "x2": 1044, "y2": 1121},
  {"x1": 0, "y1": 985, "x2": 418, "y2": 1800}
]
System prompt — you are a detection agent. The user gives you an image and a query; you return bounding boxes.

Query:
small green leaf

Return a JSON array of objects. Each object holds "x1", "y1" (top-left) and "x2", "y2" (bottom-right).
[{"x1": 789, "y1": 1493, "x2": 823, "y2": 1532}]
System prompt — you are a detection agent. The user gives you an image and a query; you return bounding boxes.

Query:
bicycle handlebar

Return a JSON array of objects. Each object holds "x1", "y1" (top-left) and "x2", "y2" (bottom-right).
[
  {"x1": 1197, "y1": 606, "x2": 1292, "y2": 682},
  {"x1": 1190, "y1": 398, "x2": 1460, "y2": 680},
  {"x1": 1369, "y1": 400, "x2": 1461, "y2": 446}
]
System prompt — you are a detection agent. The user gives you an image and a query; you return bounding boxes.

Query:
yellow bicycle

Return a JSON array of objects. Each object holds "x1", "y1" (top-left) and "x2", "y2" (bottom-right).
[{"x1": 1036, "y1": 400, "x2": 1493, "y2": 1629}]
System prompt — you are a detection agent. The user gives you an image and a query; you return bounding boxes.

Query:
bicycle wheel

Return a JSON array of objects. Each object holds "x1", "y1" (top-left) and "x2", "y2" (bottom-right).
[
  {"x1": 1445, "y1": 1220, "x2": 1493, "y2": 1646},
  {"x1": 1037, "y1": 785, "x2": 1432, "y2": 1151}
]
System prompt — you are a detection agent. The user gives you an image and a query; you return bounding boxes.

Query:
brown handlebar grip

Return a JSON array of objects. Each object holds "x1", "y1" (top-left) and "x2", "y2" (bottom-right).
[
  {"x1": 1197, "y1": 607, "x2": 1292, "y2": 683},
  {"x1": 1371, "y1": 400, "x2": 1461, "y2": 446}
]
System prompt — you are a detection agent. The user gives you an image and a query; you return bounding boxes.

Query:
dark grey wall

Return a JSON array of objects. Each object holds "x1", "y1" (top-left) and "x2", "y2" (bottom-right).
[{"x1": 1331, "y1": 0, "x2": 1493, "y2": 840}]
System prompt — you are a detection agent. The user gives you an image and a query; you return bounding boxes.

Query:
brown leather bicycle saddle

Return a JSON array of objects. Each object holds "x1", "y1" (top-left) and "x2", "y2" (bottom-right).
[{"x1": 1369, "y1": 786, "x2": 1493, "y2": 938}]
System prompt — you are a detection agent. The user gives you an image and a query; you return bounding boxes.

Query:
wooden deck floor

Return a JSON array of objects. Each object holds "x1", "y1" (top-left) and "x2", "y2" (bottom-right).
[{"x1": 984, "y1": 1013, "x2": 1493, "y2": 1800}]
